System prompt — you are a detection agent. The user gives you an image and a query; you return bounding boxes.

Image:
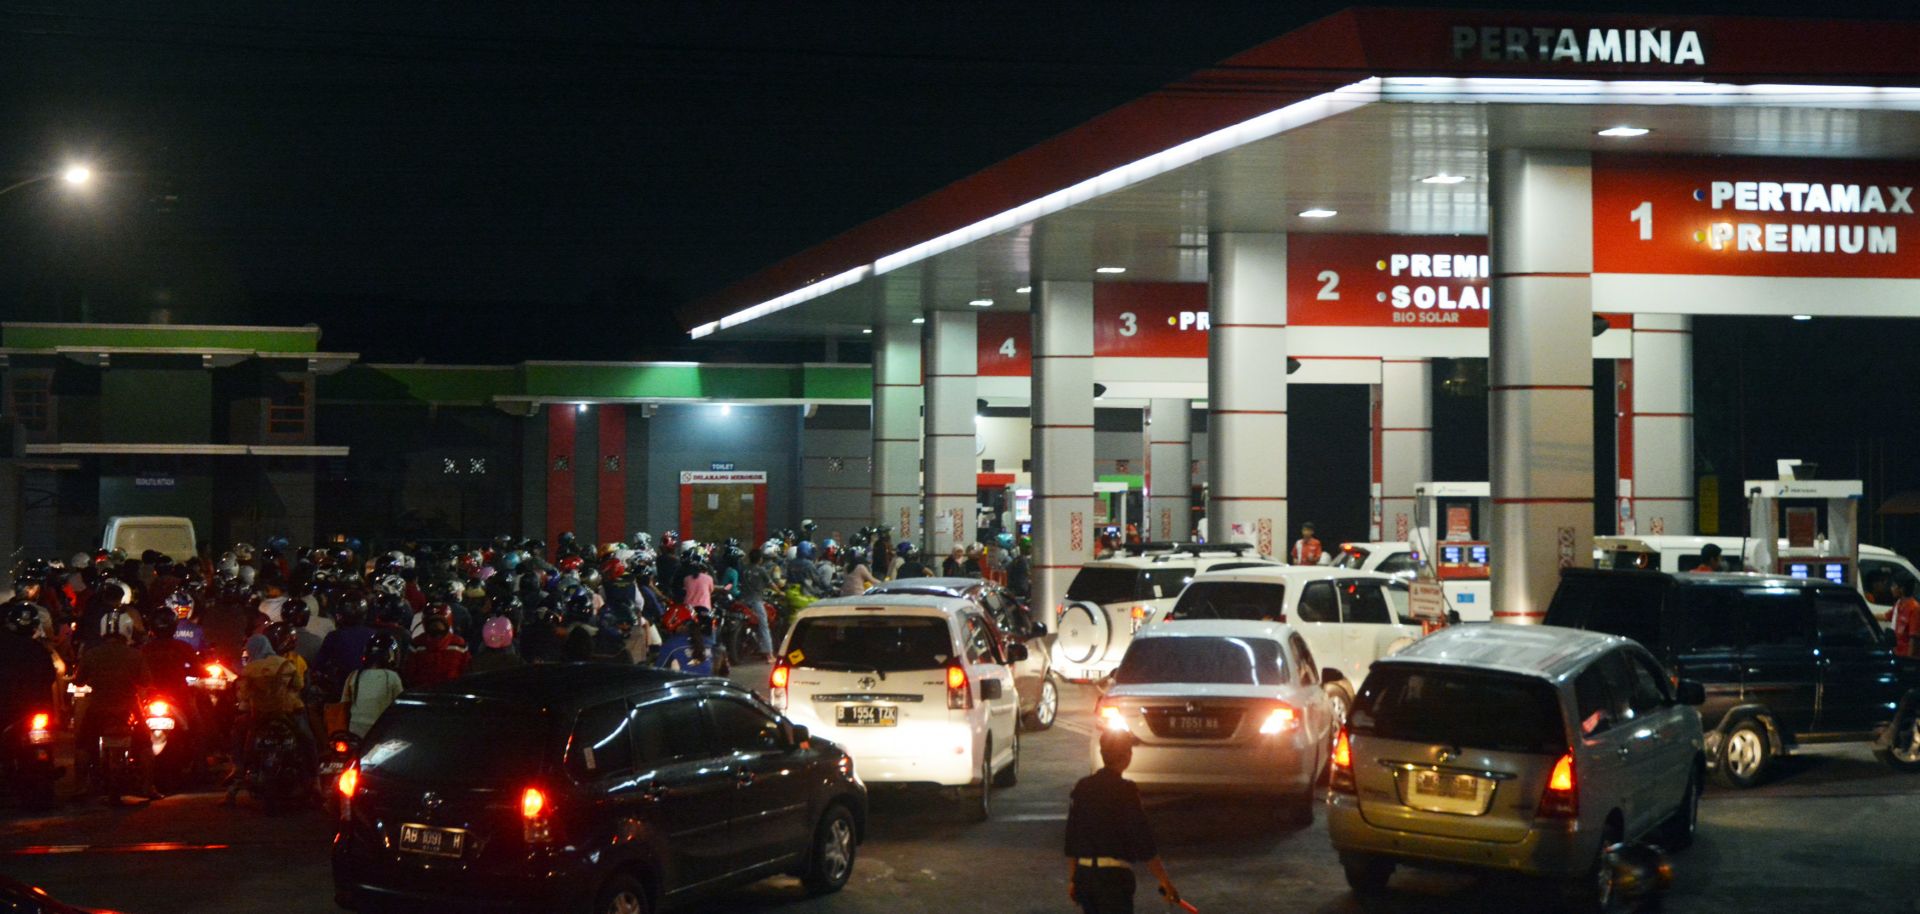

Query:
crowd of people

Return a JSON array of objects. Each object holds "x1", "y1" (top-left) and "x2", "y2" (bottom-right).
[{"x1": 0, "y1": 522, "x2": 1036, "y2": 805}]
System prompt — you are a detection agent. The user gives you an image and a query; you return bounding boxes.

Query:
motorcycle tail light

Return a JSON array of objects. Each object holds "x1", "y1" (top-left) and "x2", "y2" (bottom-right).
[
  {"x1": 522, "y1": 786, "x2": 553, "y2": 845},
  {"x1": 337, "y1": 765, "x2": 357, "y2": 822},
  {"x1": 147, "y1": 700, "x2": 171, "y2": 718},
  {"x1": 28, "y1": 713, "x2": 52, "y2": 745}
]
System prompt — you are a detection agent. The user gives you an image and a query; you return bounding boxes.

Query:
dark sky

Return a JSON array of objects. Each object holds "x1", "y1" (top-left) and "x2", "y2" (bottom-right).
[{"x1": 3, "y1": 0, "x2": 1918, "y2": 363}]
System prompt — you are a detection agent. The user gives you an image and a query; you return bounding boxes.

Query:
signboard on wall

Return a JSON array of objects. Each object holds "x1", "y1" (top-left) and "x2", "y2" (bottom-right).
[
  {"x1": 1092, "y1": 283, "x2": 1210, "y2": 359},
  {"x1": 679, "y1": 470, "x2": 767, "y2": 484},
  {"x1": 1288, "y1": 234, "x2": 1491, "y2": 327},
  {"x1": 1593, "y1": 153, "x2": 1920, "y2": 277},
  {"x1": 977, "y1": 312, "x2": 1033, "y2": 377}
]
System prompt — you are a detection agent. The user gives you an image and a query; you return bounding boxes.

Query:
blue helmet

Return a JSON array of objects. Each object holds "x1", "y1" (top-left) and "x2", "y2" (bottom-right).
[{"x1": 796, "y1": 541, "x2": 817, "y2": 561}]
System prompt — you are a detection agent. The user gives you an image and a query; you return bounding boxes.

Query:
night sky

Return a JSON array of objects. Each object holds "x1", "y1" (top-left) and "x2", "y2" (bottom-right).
[{"x1": 4, "y1": 1, "x2": 1919, "y2": 549}]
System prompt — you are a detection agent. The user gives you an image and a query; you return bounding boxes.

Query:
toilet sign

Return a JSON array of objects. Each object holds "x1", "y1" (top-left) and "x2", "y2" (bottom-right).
[{"x1": 1593, "y1": 153, "x2": 1920, "y2": 278}]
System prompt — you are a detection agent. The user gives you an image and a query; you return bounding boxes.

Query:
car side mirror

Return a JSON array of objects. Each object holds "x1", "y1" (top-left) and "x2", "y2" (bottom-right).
[
  {"x1": 1004, "y1": 642, "x2": 1030, "y2": 664},
  {"x1": 1676, "y1": 679, "x2": 1707, "y2": 707},
  {"x1": 980, "y1": 679, "x2": 1004, "y2": 701}
]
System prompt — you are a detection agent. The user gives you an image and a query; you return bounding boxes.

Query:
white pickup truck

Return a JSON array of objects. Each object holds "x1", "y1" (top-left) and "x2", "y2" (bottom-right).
[{"x1": 101, "y1": 516, "x2": 198, "y2": 560}]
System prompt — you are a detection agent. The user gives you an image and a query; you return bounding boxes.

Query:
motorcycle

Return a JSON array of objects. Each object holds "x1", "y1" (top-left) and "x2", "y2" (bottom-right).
[
  {"x1": 239, "y1": 715, "x2": 314, "y2": 815},
  {"x1": 317, "y1": 730, "x2": 360, "y2": 816},
  {"x1": 3, "y1": 710, "x2": 61, "y2": 810},
  {"x1": 141, "y1": 697, "x2": 195, "y2": 792},
  {"x1": 656, "y1": 602, "x2": 723, "y2": 676},
  {"x1": 93, "y1": 699, "x2": 168, "y2": 804}
]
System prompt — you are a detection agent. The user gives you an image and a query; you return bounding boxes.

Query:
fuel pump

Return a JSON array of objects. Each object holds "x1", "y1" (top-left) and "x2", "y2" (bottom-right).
[
  {"x1": 1746, "y1": 462, "x2": 1862, "y2": 586},
  {"x1": 1409, "y1": 482, "x2": 1495, "y2": 624}
]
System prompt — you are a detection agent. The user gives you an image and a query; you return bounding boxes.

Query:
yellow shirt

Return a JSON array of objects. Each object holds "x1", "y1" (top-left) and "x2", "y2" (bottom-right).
[{"x1": 240, "y1": 654, "x2": 305, "y2": 716}]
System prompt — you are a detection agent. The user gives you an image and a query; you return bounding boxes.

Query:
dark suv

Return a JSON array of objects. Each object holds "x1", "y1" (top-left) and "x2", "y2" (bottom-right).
[
  {"x1": 332, "y1": 665, "x2": 866, "y2": 913},
  {"x1": 1546, "y1": 570, "x2": 1920, "y2": 788}
]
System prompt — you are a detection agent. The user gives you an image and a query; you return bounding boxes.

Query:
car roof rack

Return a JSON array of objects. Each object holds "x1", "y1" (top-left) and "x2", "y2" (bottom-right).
[{"x1": 1121, "y1": 541, "x2": 1256, "y2": 558}]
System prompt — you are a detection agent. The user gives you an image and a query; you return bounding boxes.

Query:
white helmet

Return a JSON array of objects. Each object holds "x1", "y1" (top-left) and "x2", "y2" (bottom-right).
[
  {"x1": 100, "y1": 608, "x2": 137, "y2": 641},
  {"x1": 98, "y1": 578, "x2": 134, "y2": 607}
]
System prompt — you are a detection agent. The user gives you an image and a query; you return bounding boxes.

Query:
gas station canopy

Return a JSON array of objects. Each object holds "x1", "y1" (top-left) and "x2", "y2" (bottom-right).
[{"x1": 679, "y1": 8, "x2": 1920, "y2": 341}]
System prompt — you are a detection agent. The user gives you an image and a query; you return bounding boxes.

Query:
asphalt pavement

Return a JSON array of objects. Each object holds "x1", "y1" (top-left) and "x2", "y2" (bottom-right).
[{"x1": 5, "y1": 673, "x2": 1919, "y2": 914}]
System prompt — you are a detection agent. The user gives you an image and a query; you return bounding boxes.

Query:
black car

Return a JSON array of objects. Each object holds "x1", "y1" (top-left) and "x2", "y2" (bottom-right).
[
  {"x1": 1545, "y1": 569, "x2": 1920, "y2": 788},
  {"x1": 332, "y1": 664, "x2": 866, "y2": 913}
]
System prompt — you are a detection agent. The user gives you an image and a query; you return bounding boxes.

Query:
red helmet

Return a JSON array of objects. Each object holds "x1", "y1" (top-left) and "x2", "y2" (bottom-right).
[
  {"x1": 600, "y1": 556, "x2": 627, "y2": 580},
  {"x1": 557, "y1": 555, "x2": 585, "y2": 573},
  {"x1": 661, "y1": 530, "x2": 681, "y2": 551},
  {"x1": 422, "y1": 602, "x2": 455, "y2": 634}
]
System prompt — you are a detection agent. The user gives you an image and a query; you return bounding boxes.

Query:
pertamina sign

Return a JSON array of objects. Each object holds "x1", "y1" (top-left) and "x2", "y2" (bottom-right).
[
  {"x1": 1288, "y1": 235, "x2": 1490, "y2": 327},
  {"x1": 1593, "y1": 154, "x2": 1920, "y2": 278},
  {"x1": 1450, "y1": 25, "x2": 1705, "y2": 66}
]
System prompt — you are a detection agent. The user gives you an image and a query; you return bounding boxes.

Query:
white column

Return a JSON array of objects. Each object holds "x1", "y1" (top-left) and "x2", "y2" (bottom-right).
[
  {"x1": 1488, "y1": 149, "x2": 1595, "y2": 622},
  {"x1": 1375, "y1": 359, "x2": 1433, "y2": 545},
  {"x1": 923, "y1": 311, "x2": 977, "y2": 557},
  {"x1": 872, "y1": 323, "x2": 923, "y2": 545},
  {"x1": 1146, "y1": 398, "x2": 1193, "y2": 541},
  {"x1": 1207, "y1": 233, "x2": 1289, "y2": 558},
  {"x1": 1031, "y1": 281, "x2": 1095, "y2": 619},
  {"x1": 1628, "y1": 314, "x2": 1695, "y2": 535}
]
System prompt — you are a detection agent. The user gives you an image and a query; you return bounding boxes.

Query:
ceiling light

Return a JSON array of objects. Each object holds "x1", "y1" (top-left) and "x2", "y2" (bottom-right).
[
  {"x1": 861, "y1": 327, "x2": 873, "y2": 333},
  {"x1": 1597, "y1": 126, "x2": 1651, "y2": 138},
  {"x1": 61, "y1": 165, "x2": 92, "y2": 186},
  {"x1": 1792, "y1": 314, "x2": 1812, "y2": 321},
  {"x1": 1015, "y1": 286, "x2": 1031, "y2": 294},
  {"x1": 719, "y1": 404, "x2": 732, "y2": 416},
  {"x1": 911, "y1": 317, "x2": 925, "y2": 324},
  {"x1": 1420, "y1": 174, "x2": 1468, "y2": 185},
  {"x1": 1094, "y1": 266, "x2": 1126, "y2": 275},
  {"x1": 1298, "y1": 208, "x2": 1338, "y2": 218},
  {"x1": 968, "y1": 298, "x2": 993, "y2": 307}
]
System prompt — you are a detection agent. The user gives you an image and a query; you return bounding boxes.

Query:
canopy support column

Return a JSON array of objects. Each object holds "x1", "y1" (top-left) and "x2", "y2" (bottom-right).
[{"x1": 1206, "y1": 233, "x2": 1289, "y2": 558}]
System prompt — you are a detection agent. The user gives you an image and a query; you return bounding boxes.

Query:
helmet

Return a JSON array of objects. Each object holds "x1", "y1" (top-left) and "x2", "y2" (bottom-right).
[
  {"x1": 145, "y1": 607, "x2": 178, "y2": 640},
  {"x1": 97, "y1": 578, "x2": 134, "y2": 608},
  {"x1": 823, "y1": 543, "x2": 840, "y2": 563},
  {"x1": 266, "y1": 535, "x2": 291, "y2": 553},
  {"x1": 579, "y1": 567, "x2": 603, "y2": 590},
  {"x1": 848, "y1": 546, "x2": 868, "y2": 566},
  {"x1": 896, "y1": 542, "x2": 917, "y2": 558},
  {"x1": 422, "y1": 602, "x2": 455, "y2": 635},
  {"x1": 362, "y1": 632, "x2": 403, "y2": 669},
  {"x1": 500, "y1": 550, "x2": 524, "y2": 572},
  {"x1": 373, "y1": 593, "x2": 411, "y2": 628},
  {"x1": 661, "y1": 530, "x2": 680, "y2": 551},
  {"x1": 600, "y1": 556, "x2": 627, "y2": 580},
  {"x1": 3, "y1": 599, "x2": 39, "y2": 637},
  {"x1": 333, "y1": 590, "x2": 371, "y2": 627},
  {"x1": 996, "y1": 532, "x2": 1015, "y2": 549},
  {"x1": 556, "y1": 554, "x2": 584, "y2": 574},
  {"x1": 796, "y1": 541, "x2": 817, "y2": 561},
  {"x1": 100, "y1": 609, "x2": 138, "y2": 641},
  {"x1": 488, "y1": 593, "x2": 523, "y2": 618},
  {"x1": 431, "y1": 579, "x2": 464, "y2": 604},
  {"x1": 329, "y1": 546, "x2": 355, "y2": 569},
  {"x1": 373, "y1": 574, "x2": 407, "y2": 598},
  {"x1": 232, "y1": 542, "x2": 256, "y2": 562},
  {"x1": 265, "y1": 621, "x2": 299, "y2": 655},
  {"x1": 165, "y1": 590, "x2": 196, "y2": 621},
  {"x1": 237, "y1": 565, "x2": 257, "y2": 587},
  {"x1": 481, "y1": 614, "x2": 514, "y2": 649},
  {"x1": 632, "y1": 532, "x2": 653, "y2": 550},
  {"x1": 283, "y1": 599, "x2": 312, "y2": 628},
  {"x1": 561, "y1": 585, "x2": 595, "y2": 623}
]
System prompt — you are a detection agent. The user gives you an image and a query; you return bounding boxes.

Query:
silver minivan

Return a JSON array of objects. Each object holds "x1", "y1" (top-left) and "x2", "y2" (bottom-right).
[{"x1": 1326, "y1": 624, "x2": 1707, "y2": 912}]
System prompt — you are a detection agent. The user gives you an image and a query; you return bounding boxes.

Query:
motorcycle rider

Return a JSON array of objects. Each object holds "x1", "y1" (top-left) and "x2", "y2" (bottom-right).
[
  {"x1": 0, "y1": 599, "x2": 58, "y2": 761},
  {"x1": 282, "y1": 600, "x2": 325, "y2": 666},
  {"x1": 74, "y1": 609, "x2": 163, "y2": 804},
  {"x1": 165, "y1": 591, "x2": 209, "y2": 653},
  {"x1": 895, "y1": 541, "x2": 932, "y2": 579},
  {"x1": 404, "y1": 603, "x2": 471, "y2": 687},
  {"x1": 470, "y1": 615, "x2": 525, "y2": 674},
  {"x1": 341, "y1": 633, "x2": 406, "y2": 739},
  {"x1": 740, "y1": 550, "x2": 778, "y2": 662},
  {"x1": 312, "y1": 591, "x2": 376, "y2": 700},
  {"x1": 226, "y1": 622, "x2": 312, "y2": 804},
  {"x1": 840, "y1": 546, "x2": 880, "y2": 596}
]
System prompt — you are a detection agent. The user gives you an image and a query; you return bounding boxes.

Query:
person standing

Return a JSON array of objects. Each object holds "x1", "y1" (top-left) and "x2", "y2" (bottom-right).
[
  {"x1": 1892, "y1": 578, "x2": 1920, "y2": 658},
  {"x1": 1065, "y1": 732, "x2": 1182, "y2": 913},
  {"x1": 1290, "y1": 522, "x2": 1323, "y2": 566}
]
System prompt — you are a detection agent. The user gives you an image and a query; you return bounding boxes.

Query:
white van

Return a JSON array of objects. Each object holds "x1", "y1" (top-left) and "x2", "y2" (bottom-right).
[
  {"x1": 1053, "y1": 543, "x2": 1278, "y2": 683},
  {"x1": 101, "y1": 516, "x2": 198, "y2": 560},
  {"x1": 1330, "y1": 541, "x2": 1493, "y2": 622},
  {"x1": 1595, "y1": 534, "x2": 1920, "y2": 625}
]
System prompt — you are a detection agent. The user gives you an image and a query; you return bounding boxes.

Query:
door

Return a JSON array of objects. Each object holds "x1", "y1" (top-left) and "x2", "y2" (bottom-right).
[
  {"x1": 960, "y1": 612, "x2": 1018, "y2": 770},
  {"x1": 1670, "y1": 585, "x2": 1746, "y2": 731},
  {"x1": 1293, "y1": 580, "x2": 1344, "y2": 677},
  {"x1": 1573, "y1": 657, "x2": 1639, "y2": 833},
  {"x1": 1287, "y1": 633, "x2": 1332, "y2": 749},
  {"x1": 688, "y1": 483, "x2": 757, "y2": 545},
  {"x1": 704, "y1": 695, "x2": 813, "y2": 873},
  {"x1": 1336, "y1": 579, "x2": 1398, "y2": 682},
  {"x1": 1618, "y1": 649, "x2": 1695, "y2": 830},
  {"x1": 1735, "y1": 587, "x2": 1819, "y2": 736},
  {"x1": 1812, "y1": 590, "x2": 1901, "y2": 735},
  {"x1": 623, "y1": 696, "x2": 732, "y2": 895}
]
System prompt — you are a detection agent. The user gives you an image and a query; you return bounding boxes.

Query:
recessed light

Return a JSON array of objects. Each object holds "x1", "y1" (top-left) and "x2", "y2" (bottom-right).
[
  {"x1": 861, "y1": 327, "x2": 873, "y2": 334},
  {"x1": 1015, "y1": 286, "x2": 1032, "y2": 294},
  {"x1": 1298, "y1": 208, "x2": 1338, "y2": 219},
  {"x1": 1597, "y1": 126, "x2": 1651, "y2": 138},
  {"x1": 968, "y1": 298, "x2": 993, "y2": 307},
  {"x1": 1094, "y1": 266, "x2": 1127, "y2": 275},
  {"x1": 1420, "y1": 174, "x2": 1468, "y2": 185},
  {"x1": 1791, "y1": 314, "x2": 1812, "y2": 321},
  {"x1": 911, "y1": 317, "x2": 925, "y2": 324}
]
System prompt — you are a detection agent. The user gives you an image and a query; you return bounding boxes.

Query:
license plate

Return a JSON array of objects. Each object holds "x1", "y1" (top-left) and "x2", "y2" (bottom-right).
[
  {"x1": 1168, "y1": 715, "x2": 1221, "y2": 732},
  {"x1": 1412, "y1": 770, "x2": 1481, "y2": 800},
  {"x1": 399, "y1": 824, "x2": 466, "y2": 858},
  {"x1": 835, "y1": 705, "x2": 897, "y2": 727},
  {"x1": 101, "y1": 736, "x2": 130, "y2": 749}
]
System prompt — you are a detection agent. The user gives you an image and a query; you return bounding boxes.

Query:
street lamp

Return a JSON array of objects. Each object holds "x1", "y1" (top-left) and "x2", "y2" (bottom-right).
[{"x1": 0, "y1": 163, "x2": 94, "y2": 197}]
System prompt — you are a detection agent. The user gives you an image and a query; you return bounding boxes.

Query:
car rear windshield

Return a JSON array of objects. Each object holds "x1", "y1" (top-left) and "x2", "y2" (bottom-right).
[
  {"x1": 1167, "y1": 581, "x2": 1285, "y2": 621},
  {"x1": 1544, "y1": 575, "x2": 1667, "y2": 649},
  {"x1": 1113, "y1": 636, "x2": 1288, "y2": 686},
  {"x1": 788, "y1": 615, "x2": 954, "y2": 673},
  {"x1": 1066, "y1": 568, "x2": 1145, "y2": 605},
  {"x1": 359, "y1": 699, "x2": 553, "y2": 786},
  {"x1": 1350, "y1": 665, "x2": 1567, "y2": 755}
]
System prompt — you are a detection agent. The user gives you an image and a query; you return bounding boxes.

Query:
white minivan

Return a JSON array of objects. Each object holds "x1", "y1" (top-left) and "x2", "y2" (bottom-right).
[
  {"x1": 771, "y1": 594, "x2": 1023, "y2": 821},
  {"x1": 1146, "y1": 565, "x2": 1420, "y2": 722},
  {"x1": 101, "y1": 516, "x2": 198, "y2": 560}
]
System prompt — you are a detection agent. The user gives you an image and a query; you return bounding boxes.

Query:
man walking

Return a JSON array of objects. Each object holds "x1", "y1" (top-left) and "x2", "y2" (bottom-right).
[{"x1": 1065, "y1": 731, "x2": 1182, "y2": 913}]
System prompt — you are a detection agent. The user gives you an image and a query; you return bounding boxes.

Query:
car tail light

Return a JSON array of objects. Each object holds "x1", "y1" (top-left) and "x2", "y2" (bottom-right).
[
  {"x1": 336, "y1": 765, "x2": 358, "y2": 822},
  {"x1": 522, "y1": 786, "x2": 553, "y2": 845},
  {"x1": 1539, "y1": 751, "x2": 1578, "y2": 818},
  {"x1": 1258, "y1": 704, "x2": 1298, "y2": 735},
  {"x1": 1096, "y1": 703, "x2": 1131, "y2": 733},
  {"x1": 1330, "y1": 726, "x2": 1355, "y2": 794},
  {"x1": 946, "y1": 661, "x2": 972, "y2": 710},
  {"x1": 27, "y1": 712, "x2": 52, "y2": 745},
  {"x1": 769, "y1": 663, "x2": 791, "y2": 710}
]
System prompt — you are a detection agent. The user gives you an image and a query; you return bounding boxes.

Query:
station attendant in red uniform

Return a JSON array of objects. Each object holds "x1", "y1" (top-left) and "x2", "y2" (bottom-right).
[
  {"x1": 1891, "y1": 579, "x2": 1920, "y2": 658},
  {"x1": 1290, "y1": 522, "x2": 1323, "y2": 566}
]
